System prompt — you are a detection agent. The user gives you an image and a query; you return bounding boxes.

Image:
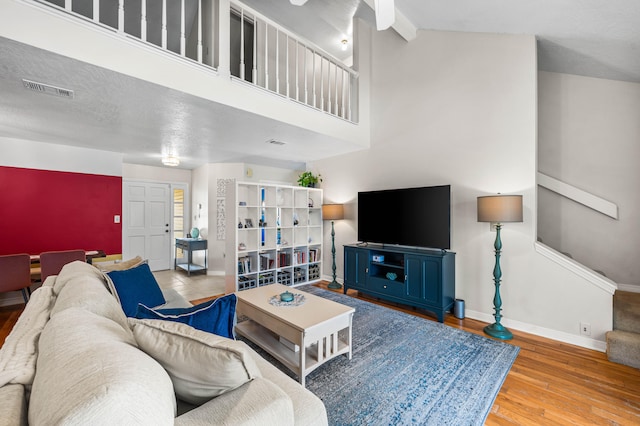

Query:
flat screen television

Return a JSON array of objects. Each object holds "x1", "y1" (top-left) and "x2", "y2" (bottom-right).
[{"x1": 357, "y1": 185, "x2": 451, "y2": 250}]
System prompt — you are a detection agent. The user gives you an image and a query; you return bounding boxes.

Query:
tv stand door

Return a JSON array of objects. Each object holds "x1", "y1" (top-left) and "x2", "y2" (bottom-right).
[{"x1": 344, "y1": 247, "x2": 369, "y2": 293}]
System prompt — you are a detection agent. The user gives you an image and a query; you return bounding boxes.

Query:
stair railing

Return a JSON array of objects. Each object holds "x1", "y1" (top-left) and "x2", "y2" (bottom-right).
[{"x1": 35, "y1": 0, "x2": 358, "y2": 123}]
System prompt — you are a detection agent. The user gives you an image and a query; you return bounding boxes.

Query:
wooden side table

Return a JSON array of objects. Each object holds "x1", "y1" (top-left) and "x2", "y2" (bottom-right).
[{"x1": 175, "y1": 238, "x2": 207, "y2": 276}]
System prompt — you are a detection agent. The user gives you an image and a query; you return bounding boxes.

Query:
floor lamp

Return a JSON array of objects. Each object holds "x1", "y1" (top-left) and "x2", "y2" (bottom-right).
[
  {"x1": 477, "y1": 194, "x2": 523, "y2": 340},
  {"x1": 322, "y1": 204, "x2": 344, "y2": 289}
]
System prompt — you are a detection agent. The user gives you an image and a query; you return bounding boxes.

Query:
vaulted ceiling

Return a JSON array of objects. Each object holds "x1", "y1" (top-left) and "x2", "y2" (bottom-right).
[{"x1": 1, "y1": 0, "x2": 638, "y2": 170}]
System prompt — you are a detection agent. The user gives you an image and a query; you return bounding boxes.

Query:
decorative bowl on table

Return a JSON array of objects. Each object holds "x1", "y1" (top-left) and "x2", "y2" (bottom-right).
[
  {"x1": 386, "y1": 272, "x2": 397, "y2": 281},
  {"x1": 280, "y1": 291, "x2": 294, "y2": 302}
]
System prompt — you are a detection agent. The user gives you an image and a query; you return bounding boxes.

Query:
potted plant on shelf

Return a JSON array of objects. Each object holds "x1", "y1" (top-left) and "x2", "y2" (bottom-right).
[{"x1": 297, "y1": 171, "x2": 322, "y2": 188}]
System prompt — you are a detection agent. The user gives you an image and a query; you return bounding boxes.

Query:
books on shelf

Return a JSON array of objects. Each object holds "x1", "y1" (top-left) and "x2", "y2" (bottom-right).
[
  {"x1": 294, "y1": 250, "x2": 306, "y2": 265},
  {"x1": 309, "y1": 248, "x2": 321, "y2": 262},
  {"x1": 259, "y1": 253, "x2": 275, "y2": 270},
  {"x1": 238, "y1": 256, "x2": 251, "y2": 274},
  {"x1": 278, "y1": 252, "x2": 291, "y2": 268}
]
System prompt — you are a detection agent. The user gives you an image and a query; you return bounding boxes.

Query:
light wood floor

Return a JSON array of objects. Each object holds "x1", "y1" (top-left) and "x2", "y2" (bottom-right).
[{"x1": 1, "y1": 276, "x2": 639, "y2": 425}]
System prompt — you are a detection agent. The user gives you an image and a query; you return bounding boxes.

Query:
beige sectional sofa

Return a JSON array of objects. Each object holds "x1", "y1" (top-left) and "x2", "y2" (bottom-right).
[{"x1": 0, "y1": 261, "x2": 327, "y2": 425}]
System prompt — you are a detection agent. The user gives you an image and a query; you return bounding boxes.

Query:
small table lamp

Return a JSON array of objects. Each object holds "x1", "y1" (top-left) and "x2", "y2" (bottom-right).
[
  {"x1": 322, "y1": 204, "x2": 344, "y2": 289},
  {"x1": 477, "y1": 194, "x2": 523, "y2": 340}
]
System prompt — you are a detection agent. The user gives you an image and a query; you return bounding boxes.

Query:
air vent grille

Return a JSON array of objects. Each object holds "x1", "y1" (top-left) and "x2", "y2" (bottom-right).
[
  {"x1": 22, "y1": 79, "x2": 74, "y2": 99},
  {"x1": 266, "y1": 139, "x2": 286, "y2": 146}
]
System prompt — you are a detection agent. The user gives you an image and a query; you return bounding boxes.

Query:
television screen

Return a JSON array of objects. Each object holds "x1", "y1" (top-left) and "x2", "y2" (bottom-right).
[{"x1": 357, "y1": 185, "x2": 451, "y2": 250}]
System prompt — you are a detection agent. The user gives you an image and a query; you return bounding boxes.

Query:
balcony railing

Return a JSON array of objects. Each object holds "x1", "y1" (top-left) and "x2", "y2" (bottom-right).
[{"x1": 36, "y1": 0, "x2": 358, "y2": 123}]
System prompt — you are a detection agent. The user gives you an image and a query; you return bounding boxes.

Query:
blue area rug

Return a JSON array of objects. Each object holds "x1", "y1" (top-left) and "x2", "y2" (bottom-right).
[{"x1": 241, "y1": 285, "x2": 519, "y2": 425}]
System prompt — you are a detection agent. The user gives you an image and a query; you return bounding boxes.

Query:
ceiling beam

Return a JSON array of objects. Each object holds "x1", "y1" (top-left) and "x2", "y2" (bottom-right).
[{"x1": 362, "y1": 0, "x2": 417, "y2": 42}]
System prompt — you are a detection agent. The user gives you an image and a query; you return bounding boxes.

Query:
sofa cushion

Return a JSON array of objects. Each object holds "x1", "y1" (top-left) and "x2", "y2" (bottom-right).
[
  {"x1": 250, "y1": 349, "x2": 329, "y2": 426},
  {"x1": 0, "y1": 384, "x2": 27, "y2": 426},
  {"x1": 94, "y1": 256, "x2": 144, "y2": 272},
  {"x1": 135, "y1": 294, "x2": 237, "y2": 339},
  {"x1": 128, "y1": 318, "x2": 261, "y2": 405},
  {"x1": 106, "y1": 263, "x2": 166, "y2": 317},
  {"x1": 174, "y1": 377, "x2": 294, "y2": 426},
  {"x1": 29, "y1": 308, "x2": 176, "y2": 425},
  {"x1": 50, "y1": 260, "x2": 107, "y2": 296},
  {"x1": 50, "y1": 265, "x2": 131, "y2": 333},
  {"x1": 0, "y1": 286, "x2": 55, "y2": 387}
]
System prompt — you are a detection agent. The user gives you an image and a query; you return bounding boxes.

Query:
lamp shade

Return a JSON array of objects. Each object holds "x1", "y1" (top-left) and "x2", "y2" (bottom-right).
[
  {"x1": 477, "y1": 195, "x2": 523, "y2": 223},
  {"x1": 322, "y1": 204, "x2": 344, "y2": 221}
]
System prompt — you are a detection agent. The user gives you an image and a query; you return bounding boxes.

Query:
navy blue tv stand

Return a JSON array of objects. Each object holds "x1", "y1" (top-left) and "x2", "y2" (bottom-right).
[{"x1": 343, "y1": 244, "x2": 455, "y2": 322}]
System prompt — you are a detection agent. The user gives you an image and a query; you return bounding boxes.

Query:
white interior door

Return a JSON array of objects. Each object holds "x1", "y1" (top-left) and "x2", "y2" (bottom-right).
[{"x1": 123, "y1": 181, "x2": 172, "y2": 271}]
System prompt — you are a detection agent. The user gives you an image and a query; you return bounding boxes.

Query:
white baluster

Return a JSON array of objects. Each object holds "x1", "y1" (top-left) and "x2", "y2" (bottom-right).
[
  {"x1": 320, "y1": 55, "x2": 324, "y2": 111},
  {"x1": 64, "y1": 0, "x2": 71, "y2": 11},
  {"x1": 264, "y1": 21, "x2": 268, "y2": 90},
  {"x1": 348, "y1": 73, "x2": 352, "y2": 121},
  {"x1": 312, "y1": 51, "x2": 316, "y2": 107},
  {"x1": 341, "y1": 69, "x2": 347, "y2": 119},
  {"x1": 93, "y1": 0, "x2": 99, "y2": 23},
  {"x1": 180, "y1": 0, "x2": 185, "y2": 56},
  {"x1": 285, "y1": 34, "x2": 289, "y2": 98},
  {"x1": 117, "y1": 0, "x2": 124, "y2": 33},
  {"x1": 326, "y1": 60, "x2": 331, "y2": 113},
  {"x1": 252, "y1": 18, "x2": 257, "y2": 84},
  {"x1": 162, "y1": 0, "x2": 167, "y2": 49},
  {"x1": 295, "y1": 40, "x2": 299, "y2": 101},
  {"x1": 304, "y1": 47, "x2": 308, "y2": 104},
  {"x1": 141, "y1": 0, "x2": 147, "y2": 41},
  {"x1": 197, "y1": 0, "x2": 202, "y2": 63},
  {"x1": 275, "y1": 29, "x2": 280, "y2": 94},
  {"x1": 334, "y1": 65, "x2": 339, "y2": 116},
  {"x1": 239, "y1": 8, "x2": 245, "y2": 80}
]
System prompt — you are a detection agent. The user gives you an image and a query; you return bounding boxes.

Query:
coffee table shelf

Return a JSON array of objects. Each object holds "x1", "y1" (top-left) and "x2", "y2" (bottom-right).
[
  {"x1": 235, "y1": 284, "x2": 354, "y2": 387},
  {"x1": 236, "y1": 320, "x2": 350, "y2": 378}
]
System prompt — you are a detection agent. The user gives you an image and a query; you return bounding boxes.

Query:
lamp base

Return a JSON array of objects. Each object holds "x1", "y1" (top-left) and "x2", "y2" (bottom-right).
[
  {"x1": 327, "y1": 280, "x2": 342, "y2": 290},
  {"x1": 484, "y1": 323, "x2": 513, "y2": 340}
]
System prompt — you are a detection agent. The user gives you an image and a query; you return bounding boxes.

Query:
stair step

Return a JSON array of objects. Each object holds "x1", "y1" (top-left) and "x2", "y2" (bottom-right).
[
  {"x1": 613, "y1": 290, "x2": 640, "y2": 334},
  {"x1": 606, "y1": 330, "x2": 640, "y2": 369}
]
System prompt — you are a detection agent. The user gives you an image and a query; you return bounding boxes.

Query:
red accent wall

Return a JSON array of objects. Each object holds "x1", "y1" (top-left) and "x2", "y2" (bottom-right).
[{"x1": 0, "y1": 166, "x2": 122, "y2": 255}]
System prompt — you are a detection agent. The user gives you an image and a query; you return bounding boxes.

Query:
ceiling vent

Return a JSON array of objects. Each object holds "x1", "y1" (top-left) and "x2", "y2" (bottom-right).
[
  {"x1": 266, "y1": 139, "x2": 286, "y2": 146},
  {"x1": 22, "y1": 79, "x2": 74, "y2": 99}
]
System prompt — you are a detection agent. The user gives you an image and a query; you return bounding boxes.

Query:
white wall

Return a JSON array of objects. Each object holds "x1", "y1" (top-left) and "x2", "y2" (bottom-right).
[
  {"x1": 538, "y1": 72, "x2": 640, "y2": 288},
  {"x1": 122, "y1": 163, "x2": 191, "y2": 184},
  {"x1": 0, "y1": 137, "x2": 122, "y2": 176},
  {"x1": 312, "y1": 28, "x2": 613, "y2": 350}
]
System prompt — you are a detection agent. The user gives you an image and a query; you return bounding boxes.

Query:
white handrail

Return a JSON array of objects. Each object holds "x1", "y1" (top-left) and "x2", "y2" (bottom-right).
[{"x1": 537, "y1": 172, "x2": 618, "y2": 219}]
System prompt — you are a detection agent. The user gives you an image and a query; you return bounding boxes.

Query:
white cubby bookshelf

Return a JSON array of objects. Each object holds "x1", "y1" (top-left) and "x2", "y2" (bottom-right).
[{"x1": 225, "y1": 182, "x2": 323, "y2": 293}]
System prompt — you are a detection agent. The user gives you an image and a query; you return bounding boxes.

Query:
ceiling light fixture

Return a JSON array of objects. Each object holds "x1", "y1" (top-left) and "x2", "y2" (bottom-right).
[
  {"x1": 162, "y1": 155, "x2": 180, "y2": 167},
  {"x1": 341, "y1": 39, "x2": 348, "y2": 51}
]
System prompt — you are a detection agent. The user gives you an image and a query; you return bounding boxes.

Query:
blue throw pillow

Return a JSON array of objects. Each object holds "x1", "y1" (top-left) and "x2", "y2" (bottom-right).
[
  {"x1": 107, "y1": 263, "x2": 166, "y2": 317},
  {"x1": 135, "y1": 294, "x2": 237, "y2": 339}
]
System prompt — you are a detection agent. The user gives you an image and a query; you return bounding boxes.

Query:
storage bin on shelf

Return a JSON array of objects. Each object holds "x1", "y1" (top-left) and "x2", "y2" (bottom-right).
[
  {"x1": 238, "y1": 276, "x2": 257, "y2": 291},
  {"x1": 277, "y1": 270, "x2": 292, "y2": 286},
  {"x1": 258, "y1": 271, "x2": 275, "y2": 286},
  {"x1": 308, "y1": 264, "x2": 320, "y2": 281}
]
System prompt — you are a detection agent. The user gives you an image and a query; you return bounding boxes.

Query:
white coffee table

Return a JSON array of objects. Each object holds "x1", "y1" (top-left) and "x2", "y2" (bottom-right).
[{"x1": 235, "y1": 284, "x2": 355, "y2": 387}]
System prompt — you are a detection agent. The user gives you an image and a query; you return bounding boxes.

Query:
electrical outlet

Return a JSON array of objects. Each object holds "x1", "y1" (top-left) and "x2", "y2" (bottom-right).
[{"x1": 580, "y1": 322, "x2": 591, "y2": 336}]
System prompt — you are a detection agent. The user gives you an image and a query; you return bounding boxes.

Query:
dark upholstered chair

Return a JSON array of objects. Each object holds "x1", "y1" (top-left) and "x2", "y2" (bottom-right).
[
  {"x1": 0, "y1": 253, "x2": 32, "y2": 303},
  {"x1": 39, "y1": 250, "x2": 86, "y2": 283}
]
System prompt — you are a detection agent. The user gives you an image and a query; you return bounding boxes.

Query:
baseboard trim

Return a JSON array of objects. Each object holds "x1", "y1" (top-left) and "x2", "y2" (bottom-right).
[
  {"x1": 466, "y1": 309, "x2": 607, "y2": 352},
  {"x1": 535, "y1": 242, "x2": 617, "y2": 295},
  {"x1": 617, "y1": 283, "x2": 640, "y2": 293}
]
